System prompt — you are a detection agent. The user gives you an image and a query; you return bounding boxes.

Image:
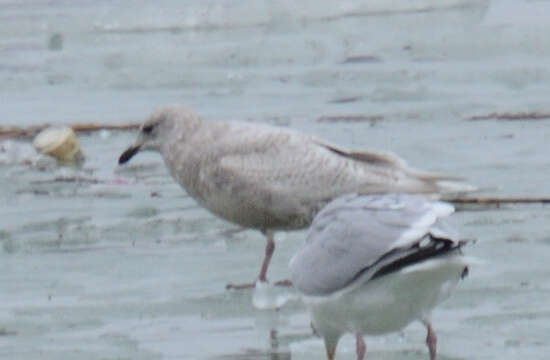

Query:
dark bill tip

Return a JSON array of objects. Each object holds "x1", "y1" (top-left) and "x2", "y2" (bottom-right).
[{"x1": 118, "y1": 146, "x2": 140, "y2": 165}]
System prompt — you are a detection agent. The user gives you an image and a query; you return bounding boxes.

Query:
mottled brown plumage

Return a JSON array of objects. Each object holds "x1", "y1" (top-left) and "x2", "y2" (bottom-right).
[{"x1": 119, "y1": 105, "x2": 471, "y2": 287}]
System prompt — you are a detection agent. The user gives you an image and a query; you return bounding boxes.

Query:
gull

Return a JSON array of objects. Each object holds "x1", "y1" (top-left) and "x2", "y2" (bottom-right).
[
  {"x1": 289, "y1": 193, "x2": 470, "y2": 360},
  {"x1": 119, "y1": 105, "x2": 471, "y2": 289}
]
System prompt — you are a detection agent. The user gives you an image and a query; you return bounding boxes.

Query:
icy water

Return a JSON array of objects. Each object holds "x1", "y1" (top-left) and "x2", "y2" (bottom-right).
[{"x1": 2, "y1": 0, "x2": 550, "y2": 359}]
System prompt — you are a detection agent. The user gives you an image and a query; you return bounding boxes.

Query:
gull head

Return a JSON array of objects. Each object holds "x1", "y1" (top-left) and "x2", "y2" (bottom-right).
[{"x1": 118, "y1": 105, "x2": 201, "y2": 165}]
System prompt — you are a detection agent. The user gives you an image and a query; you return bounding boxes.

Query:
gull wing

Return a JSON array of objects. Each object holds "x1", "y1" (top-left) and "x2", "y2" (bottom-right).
[
  {"x1": 289, "y1": 193, "x2": 457, "y2": 296},
  {"x1": 202, "y1": 123, "x2": 447, "y2": 208}
]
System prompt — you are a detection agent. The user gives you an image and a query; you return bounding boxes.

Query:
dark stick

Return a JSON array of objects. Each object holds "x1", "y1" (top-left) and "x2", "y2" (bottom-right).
[
  {"x1": 0, "y1": 123, "x2": 140, "y2": 140},
  {"x1": 447, "y1": 197, "x2": 550, "y2": 205},
  {"x1": 467, "y1": 112, "x2": 550, "y2": 121}
]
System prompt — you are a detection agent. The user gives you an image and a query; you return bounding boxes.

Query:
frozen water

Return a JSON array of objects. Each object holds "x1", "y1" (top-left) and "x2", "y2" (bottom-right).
[
  {"x1": 252, "y1": 281, "x2": 297, "y2": 310},
  {"x1": 2, "y1": 0, "x2": 550, "y2": 359}
]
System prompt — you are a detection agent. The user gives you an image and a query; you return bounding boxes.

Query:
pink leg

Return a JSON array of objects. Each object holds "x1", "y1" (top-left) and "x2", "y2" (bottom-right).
[
  {"x1": 423, "y1": 321, "x2": 438, "y2": 360},
  {"x1": 261, "y1": 232, "x2": 293, "y2": 286},
  {"x1": 258, "y1": 231, "x2": 275, "y2": 282},
  {"x1": 227, "y1": 231, "x2": 289, "y2": 290},
  {"x1": 356, "y1": 333, "x2": 366, "y2": 360}
]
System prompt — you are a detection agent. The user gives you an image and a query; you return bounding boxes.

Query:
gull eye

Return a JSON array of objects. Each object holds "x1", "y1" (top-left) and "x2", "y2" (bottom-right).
[{"x1": 142, "y1": 124, "x2": 154, "y2": 134}]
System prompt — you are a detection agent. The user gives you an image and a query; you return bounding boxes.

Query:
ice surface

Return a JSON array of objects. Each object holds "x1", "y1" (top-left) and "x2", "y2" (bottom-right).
[{"x1": 2, "y1": 0, "x2": 550, "y2": 359}]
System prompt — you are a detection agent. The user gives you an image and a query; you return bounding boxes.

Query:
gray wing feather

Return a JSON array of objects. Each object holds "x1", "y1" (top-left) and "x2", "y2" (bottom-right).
[{"x1": 289, "y1": 193, "x2": 456, "y2": 296}]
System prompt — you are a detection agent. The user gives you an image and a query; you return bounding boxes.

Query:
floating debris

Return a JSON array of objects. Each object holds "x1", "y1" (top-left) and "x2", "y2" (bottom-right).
[
  {"x1": 317, "y1": 114, "x2": 384, "y2": 123},
  {"x1": 0, "y1": 125, "x2": 43, "y2": 141},
  {"x1": 71, "y1": 123, "x2": 139, "y2": 132},
  {"x1": 449, "y1": 197, "x2": 550, "y2": 205},
  {"x1": 467, "y1": 112, "x2": 550, "y2": 121},
  {"x1": 0, "y1": 123, "x2": 139, "y2": 141},
  {"x1": 0, "y1": 328, "x2": 17, "y2": 337},
  {"x1": 47, "y1": 33, "x2": 64, "y2": 51},
  {"x1": 15, "y1": 189, "x2": 50, "y2": 196},
  {"x1": 30, "y1": 176, "x2": 101, "y2": 185},
  {"x1": 33, "y1": 127, "x2": 84, "y2": 163},
  {"x1": 341, "y1": 55, "x2": 382, "y2": 64},
  {"x1": 328, "y1": 96, "x2": 363, "y2": 104}
]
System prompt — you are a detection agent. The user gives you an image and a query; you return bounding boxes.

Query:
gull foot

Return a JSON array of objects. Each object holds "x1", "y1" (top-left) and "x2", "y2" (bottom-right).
[
  {"x1": 274, "y1": 279, "x2": 293, "y2": 287},
  {"x1": 226, "y1": 279, "x2": 293, "y2": 290},
  {"x1": 225, "y1": 282, "x2": 256, "y2": 290}
]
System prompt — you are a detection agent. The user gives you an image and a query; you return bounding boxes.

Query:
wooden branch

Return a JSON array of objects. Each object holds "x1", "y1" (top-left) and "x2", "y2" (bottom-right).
[
  {"x1": 317, "y1": 114, "x2": 384, "y2": 123},
  {"x1": 447, "y1": 197, "x2": 550, "y2": 205},
  {"x1": 30, "y1": 176, "x2": 102, "y2": 185},
  {"x1": 71, "y1": 123, "x2": 140, "y2": 132},
  {"x1": 467, "y1": 112, "x2": 550, "y2": 121},
  {"x1": 0, "y1": 123, "x2": 140, "y2": 141}
]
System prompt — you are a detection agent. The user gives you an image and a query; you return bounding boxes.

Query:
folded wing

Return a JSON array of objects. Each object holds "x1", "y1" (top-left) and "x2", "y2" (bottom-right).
[{"x1": 289, "y1": 193, "x2": 460, "y2": 296}]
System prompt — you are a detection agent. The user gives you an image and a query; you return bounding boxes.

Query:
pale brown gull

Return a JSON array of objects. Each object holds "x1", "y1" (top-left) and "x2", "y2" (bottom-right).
[{"x1": 118, "y1": 105, "x2": 472, "y2": 289}]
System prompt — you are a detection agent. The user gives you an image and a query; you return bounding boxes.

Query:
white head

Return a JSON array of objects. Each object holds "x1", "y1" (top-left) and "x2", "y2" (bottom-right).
[{"x1": 118, "y1": 105, "x2": 201, "y2": 164}]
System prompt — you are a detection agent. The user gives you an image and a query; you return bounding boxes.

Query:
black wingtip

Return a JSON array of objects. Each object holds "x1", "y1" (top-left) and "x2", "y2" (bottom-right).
[{"x1": 118, "y1": 146, "x2": 140, "y2": 165}]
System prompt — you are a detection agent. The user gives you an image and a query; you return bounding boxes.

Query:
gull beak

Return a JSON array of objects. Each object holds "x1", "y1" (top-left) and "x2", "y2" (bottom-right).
[{"x1": 118, "y1": 145, "x2": 141, "y2": 164}]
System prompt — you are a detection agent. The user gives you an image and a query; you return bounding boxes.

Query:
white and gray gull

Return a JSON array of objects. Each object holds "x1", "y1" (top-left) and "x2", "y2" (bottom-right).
[
  {"x1": 119, "y1": 105, "x2": 471, "y2": 289},
  {"x1": 289, "y1": 193, "x2": 470, "y2": 360}
]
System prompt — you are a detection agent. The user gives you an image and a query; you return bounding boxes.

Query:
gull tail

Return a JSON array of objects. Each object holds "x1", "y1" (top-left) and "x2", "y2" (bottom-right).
[{"x1": 411, "y1": 170, "x2": 477, "y2": 195}]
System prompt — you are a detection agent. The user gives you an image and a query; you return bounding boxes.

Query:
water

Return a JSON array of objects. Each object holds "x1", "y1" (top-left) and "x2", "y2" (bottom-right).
[{"x1": 2, "y1": 0, "x2": 550, "y2": 359}]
